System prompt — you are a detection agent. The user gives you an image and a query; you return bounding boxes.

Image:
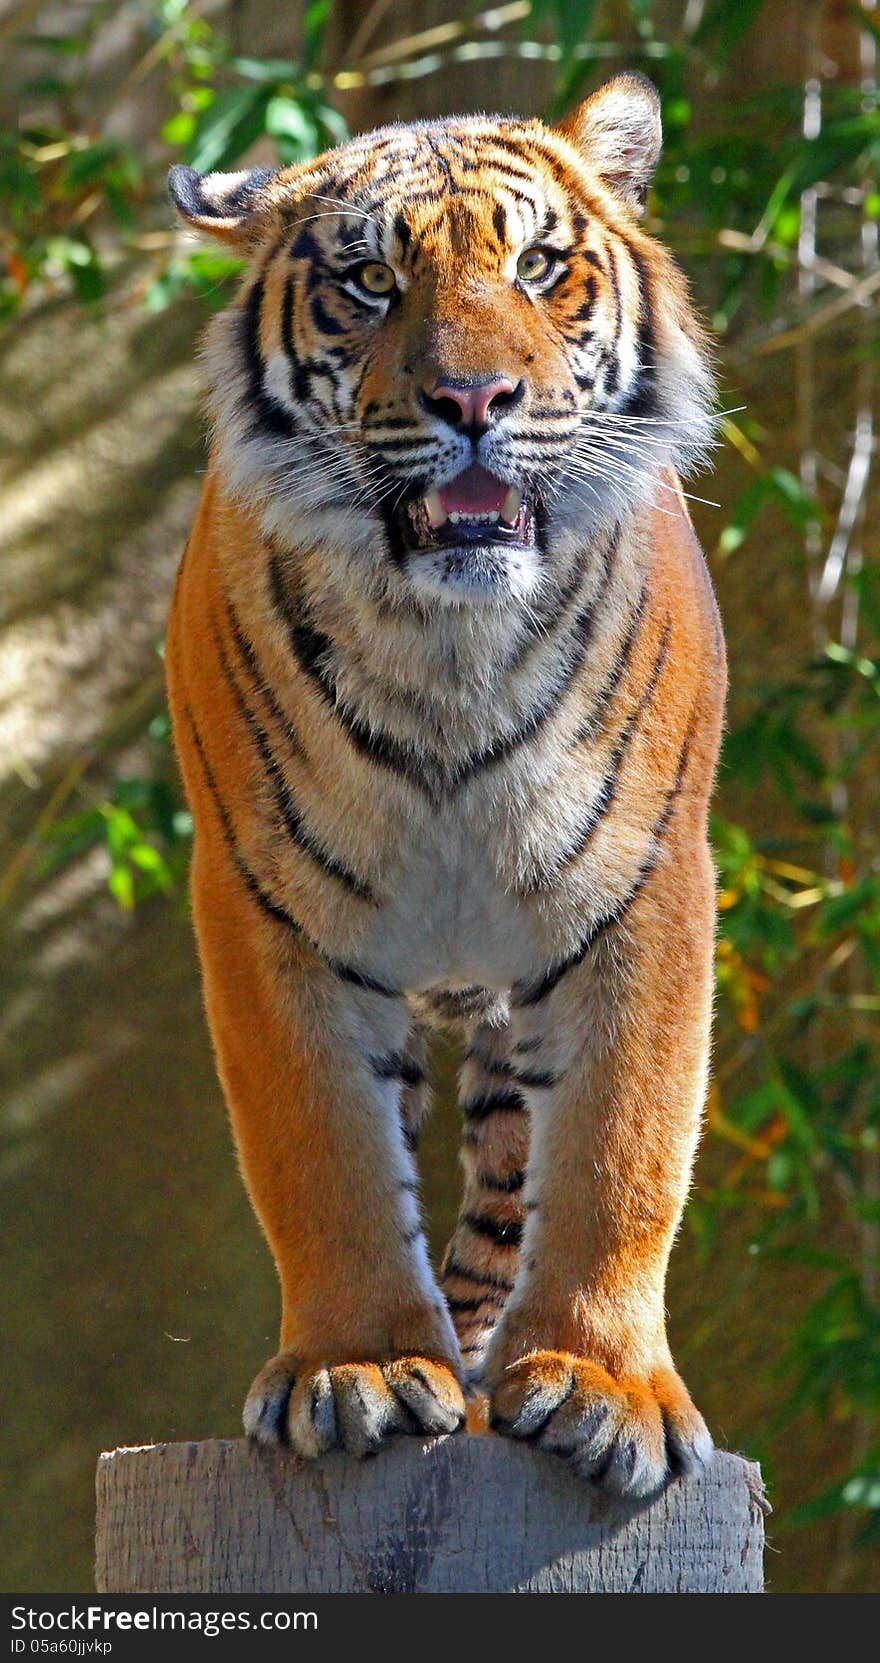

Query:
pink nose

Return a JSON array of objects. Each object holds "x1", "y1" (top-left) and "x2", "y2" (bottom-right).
[{"x1": 423, "y1": 375, "x2": 521, "y2": 431}]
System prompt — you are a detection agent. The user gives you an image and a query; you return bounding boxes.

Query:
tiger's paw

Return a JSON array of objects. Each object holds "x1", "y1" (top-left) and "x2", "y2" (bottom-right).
[
  {"x1": 243, "y1": 1350, "x2": 466, "y2": 1458},
  {"x1": 488, "y1": 1350, "x2": 713, "y2": 1499}
]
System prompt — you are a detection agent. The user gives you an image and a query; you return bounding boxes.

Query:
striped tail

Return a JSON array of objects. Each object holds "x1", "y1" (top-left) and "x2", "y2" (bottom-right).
[{"x1": 439, "y1": 1021, "x2": 529, "y2": 1380}]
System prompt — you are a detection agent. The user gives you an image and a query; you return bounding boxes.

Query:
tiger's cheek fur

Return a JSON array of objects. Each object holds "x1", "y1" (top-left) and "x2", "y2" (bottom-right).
[{"x1": 166, "y1": 83, "x2": 726, "y2": 1491}]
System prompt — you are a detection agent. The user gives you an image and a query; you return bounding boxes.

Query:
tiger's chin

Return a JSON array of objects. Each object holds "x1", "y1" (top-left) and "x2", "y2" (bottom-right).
[{"x1": 402, "y1": 536, "x2": 542, "y2": 607}]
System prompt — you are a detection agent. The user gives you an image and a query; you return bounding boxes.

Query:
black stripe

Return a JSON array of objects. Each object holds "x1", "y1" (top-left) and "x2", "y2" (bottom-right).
[
  {"x1": 362, "y1": 414, "x2": 425, "y2": 432},
  {"x1": 271, "y1": 529, "x2": 621, "y2": 800},
  {"x1": 573, "y1": 581, "x2": 649, "y2": 745},
  {"x1": 442, "y1": 1255, "x2": 514, "y2": 1294},
  {"x1": 503, "y1": 532, "x2": 607, "y2": 676},
  {"x1": 213, "y1": 614, "x2": 377, "y2": 904},
  {"x1": 269, "y1": 551, "x2": 437, "y2": 795},
  {"x1": 512, "y1": 706, "x2": 698, "y2": 1007},
  {"x1": 454, "y1": 152, "x2": 540, "y2": 190},
  {"x1": 507, "y1": 424, "x2": 581, "y2": 448},
  {"x1": 362, "y1": 435, "x2": 436, "y2": 454},
  {"x1": 240, "y1": 277, "x2": 296, "y2": 439},
  {"x1": 492, "y1": 202, "x2": 507, "y2": 246},
  {"x1": 573, "y1": 273, "x2": 598, "y2": 322},
  {"x1": 463, "y1": 1212, "x2": 523, "y2": 1247},
  {"x1": 281, "y1": 272, "x2": 298, "y2": 363},
  {"x1": 371, "y1": 1051, "x2": 426, "y2": 1090},
  {"x1": 528, "y1": 618, "x2": 672, "y2": 892},
  {"x1": 479, "y1": 1168, "x2": 526, "y2": 1194},
  {"x1": 184, "y1": 703, "x2": 307, "y2": 936},
  {"x1": 427, "y1": 134, "x2": 459, "y2": 196},
  {"x1": 184, "y1": 702, "x2": 399, "y2": 998},
  {"x1": 518, "y1": 403, "x2": 578, "y2": 422},
  {"x1": 618, "y1": 237, "x2": 658, "y2": 418},
  {"x1": 462, "y1": 1088, "x2": 526, "y2": 1122},
  {"x1": 334, "y1": 224, "x2": 368, "y2": 260},
  {"x1": 224, "y1": 594, "x2": 305, "y2": 757},
  {"x1": 469, "y1": 134, "x2": 550, "y2": 172},
  {"x1": 448, "y1": 537, "x2": 622, "y2": 791},
  {"x1": 360, "y1": 405, "x2": 422, "y2": 425},
  {"x1": 601, "y1": 244, "x2": 624, "y2": 399},
  {"x1": 514, "y1": 1068, "x2": 559, "y2": 1089},
  {"x1": 289, "y1": 225, "x2": 323, "y2": 263},
  {"x1": 328, "y1": 957, "x2": 400, "y2": 998},
  {"x1": 393, "y1": 211, "x2": 411, "y2": 253},
  {"x1": 464, "y1": 1050, "x2": 514, "y2": 1078},
  {"x1": 446, "y1": 1291, "x2": 505, "y2": 1313},
  {"x1": 426, "y1": 984, "x2": 492, "y2": 1016},
  {"x1": 310, "y1": 291, "x2": 346, "y2": 338}
]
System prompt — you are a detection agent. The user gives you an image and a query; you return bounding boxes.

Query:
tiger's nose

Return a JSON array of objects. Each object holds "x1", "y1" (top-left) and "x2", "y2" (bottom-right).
[{"x1": 419, "y1": 374, "x2": 524, "y2": 433}]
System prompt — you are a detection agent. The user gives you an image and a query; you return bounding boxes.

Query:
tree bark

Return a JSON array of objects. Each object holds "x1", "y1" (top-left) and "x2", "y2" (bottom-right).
[{"x1": 95, "y1": 1437, "x2": 766, "y2": 1594}]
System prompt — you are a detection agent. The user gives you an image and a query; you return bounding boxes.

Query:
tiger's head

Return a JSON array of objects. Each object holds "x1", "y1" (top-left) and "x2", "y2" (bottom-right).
[{"x1": 170, "y1": 74, "x2": 714, "y2": 610}]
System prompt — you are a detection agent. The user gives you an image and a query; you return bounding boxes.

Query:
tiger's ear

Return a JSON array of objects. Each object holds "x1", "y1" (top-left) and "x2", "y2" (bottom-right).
[
  {"x1": 556, "y1": 72, "x2": 662, "y2": 213},
  {"x1": 167, "y1": 164, "x2": 278, "y2": 248}
]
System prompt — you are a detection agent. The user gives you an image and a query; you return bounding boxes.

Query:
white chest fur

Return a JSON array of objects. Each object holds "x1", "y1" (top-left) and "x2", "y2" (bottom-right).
[{"x1": 355, "y1": 793, "x2": 544, "y2": 995}]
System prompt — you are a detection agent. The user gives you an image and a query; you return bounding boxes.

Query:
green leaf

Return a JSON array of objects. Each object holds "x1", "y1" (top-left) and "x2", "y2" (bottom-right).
[
  {"x1": 788, "y1": 1449, "x2": 880, "y2": 1526},
  {"x1": 231, "y1": 56, "x2": 302, "y2": 83},
  {"x1": 314, "y1": 101, "x2": 348, "y2": 149},
  {"x1": 817, "y1": 876, "x2": 880, "y2": 936},
  {"x1": 693, "y1": 0, "x2": 768, "y2": 59},
  {"x1": 108, "y1": 863, "x2": 135, "y2": 911},
  {"x1": 530, "y1": 0, "x2": 599, "y2": 55},
  {"x1": 162, "y1": 111, "x2": 197, "y2": 147},
  {"x1": 17, "y1": 32, "x2": 89, "y2": 56},
  {"x1": 144, "y1": 250, "x2": 245, "y2": 313},
  {"x1": 64, "y1": 140, "x2": 136, "y2": 190},
  {"x1": 719, "y1": 467, "x2": 819, "y2": 555},
  {"x1": 264, "y1": 96, "x2": 319, "y2": 161},
  {"x1": 775, "y1": 1060, "x2": 821, "y2": 1150},
  {"x1": 302, "y1": 0, "x2": 331, "y2": 71},
  {"x1": 186, "y1": 85, "x2": 270, "y2": 173}
]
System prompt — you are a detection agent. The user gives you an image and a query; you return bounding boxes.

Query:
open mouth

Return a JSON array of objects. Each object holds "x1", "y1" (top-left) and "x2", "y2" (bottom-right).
[{"x1": 399, "y1": 464, "x2": 536, "y2": 553}]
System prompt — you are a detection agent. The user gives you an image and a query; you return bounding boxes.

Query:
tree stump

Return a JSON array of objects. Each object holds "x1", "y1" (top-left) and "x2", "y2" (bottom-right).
[{"x1": 95, "y1": 1437, "x2": 766, "y2": 1593}]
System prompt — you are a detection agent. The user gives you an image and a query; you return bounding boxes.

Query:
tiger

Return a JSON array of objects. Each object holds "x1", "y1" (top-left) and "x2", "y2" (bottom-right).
[{"x1": 165, "y1": 70, "x2": 726, "y2": 1500}]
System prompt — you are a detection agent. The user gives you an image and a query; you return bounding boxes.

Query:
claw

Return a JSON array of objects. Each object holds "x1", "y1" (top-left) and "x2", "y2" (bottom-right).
[
  {"x1": 489, "y1": 1350, "x2": 711, "y2": 1500},
  {"x1": 244, "y1": 1352, "x2": 466, "y2": 1458}
]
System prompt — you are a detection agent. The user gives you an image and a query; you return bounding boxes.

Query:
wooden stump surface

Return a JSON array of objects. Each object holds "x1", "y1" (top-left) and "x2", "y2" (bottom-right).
[{"x1": 95, "y1": 1436, "x2": 766, "y2": 1594}]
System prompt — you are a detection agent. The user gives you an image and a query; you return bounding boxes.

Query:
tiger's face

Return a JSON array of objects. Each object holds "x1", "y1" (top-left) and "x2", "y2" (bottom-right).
[{"x1": 171, "y1": 74, "x2": 714, "y2": 609}]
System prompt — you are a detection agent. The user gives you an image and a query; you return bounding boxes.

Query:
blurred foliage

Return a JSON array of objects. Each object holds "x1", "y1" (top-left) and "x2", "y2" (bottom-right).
[
  {"x1": 41, "y1": 711, "x2": 192, "y2": 911},
  {"x1": 3, "y1": 0, "x2": 880, "y2": 1579},
  {"x1": 708, "y1": 614, "x2": 880, "y2": 1547}
]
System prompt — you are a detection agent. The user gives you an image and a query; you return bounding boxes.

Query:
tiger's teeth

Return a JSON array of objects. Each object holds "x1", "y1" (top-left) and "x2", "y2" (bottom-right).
[
  {"x1": 424, "y1": 490, "x2": 445, "y2": 529},
  {"x1": 501, "y1": 486, "x2": 522, "y2": 526}
]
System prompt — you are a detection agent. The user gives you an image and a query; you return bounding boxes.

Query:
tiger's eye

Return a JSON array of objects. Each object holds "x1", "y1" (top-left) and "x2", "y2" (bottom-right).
[
  {"x1": 356, "y1": 261, "x2": 397, "y2": 296},
  {"x1": 516, "y1": 248, "x2": 554, "y2": 284}
]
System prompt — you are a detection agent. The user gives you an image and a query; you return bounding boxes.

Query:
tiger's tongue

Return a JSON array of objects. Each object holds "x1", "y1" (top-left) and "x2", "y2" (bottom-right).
[{"x1": 438, "y1": 465, "x2": 508, "y2": 517}]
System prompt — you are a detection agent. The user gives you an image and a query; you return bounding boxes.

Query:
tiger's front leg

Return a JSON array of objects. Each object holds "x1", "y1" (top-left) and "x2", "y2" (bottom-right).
[
  {"x1": 190, "y1": 845, "x2": 464, "y2": 1458},
  {"x1": 483, "y1": 814, "x2": 716, "y2": 1499}
]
